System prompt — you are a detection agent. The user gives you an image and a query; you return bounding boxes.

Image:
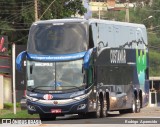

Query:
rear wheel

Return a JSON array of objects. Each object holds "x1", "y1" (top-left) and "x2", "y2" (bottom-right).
[
  {"x1": 135, "y1": 99, "x2": 140, "y2": 113},
  {"x1": 39, "y1": 113, "x2": 56, "y2": 121},
  {"x1": 128, "y1": 96, "x2": 140, "y2": 113},
  {"x1": 131, "y1": 98, "x2": 136, "y2": 113}
]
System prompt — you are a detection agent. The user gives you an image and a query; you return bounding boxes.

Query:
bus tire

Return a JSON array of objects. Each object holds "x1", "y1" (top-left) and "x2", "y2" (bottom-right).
[
  {"x1": 102, "y1": 99, "x2": 108, "y2": 117},
  {"x1": 135, "y1": 99, "x2": 140, "y2": 113},
  {"x1": 39, "y1": 113, "x2": 56, "y2": 121},
  {"x1": 127, "y1": 96, "x2": 136, "y2": 113},
  {"x1": 93, "y1": 97, "x2": 101, "y2": 118},
  {"x1": 129, "y1": 96, "x2": 140, "y2": 113}
]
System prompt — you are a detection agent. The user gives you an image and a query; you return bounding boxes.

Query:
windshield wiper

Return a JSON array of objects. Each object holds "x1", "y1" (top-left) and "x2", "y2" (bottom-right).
[
  {"x1": 28, "y1": 86, "x2": 54, "y2": 92},
  {"x1": 59, "y1": 85, "x2": 85, "y2": 91},
  {"x1": 27, "y1": 85, "x2": 85, "y2": 92}
]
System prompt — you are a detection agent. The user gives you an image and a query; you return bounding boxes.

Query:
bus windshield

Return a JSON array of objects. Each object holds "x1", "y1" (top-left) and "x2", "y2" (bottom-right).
[
  {"x1": 27, "y1": 22, "x2": 88, "y2": 55},
  {"x1": 26, "y1": 60, "x2": 85, "y2": 92}
]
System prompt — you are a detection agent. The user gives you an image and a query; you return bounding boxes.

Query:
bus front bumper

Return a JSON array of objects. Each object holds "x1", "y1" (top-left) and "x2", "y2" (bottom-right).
[{"x1": 27, "y1": 97, "x2": 88, "y2": 115}]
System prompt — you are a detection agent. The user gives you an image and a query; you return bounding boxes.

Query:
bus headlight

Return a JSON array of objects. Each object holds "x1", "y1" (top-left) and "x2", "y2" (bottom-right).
[
  {"x1": 26, "y1": 95, "x2": 39, "y2": 102},
  {"x1": 74, "y1": 94, "x2": 87, "y2": 101}
]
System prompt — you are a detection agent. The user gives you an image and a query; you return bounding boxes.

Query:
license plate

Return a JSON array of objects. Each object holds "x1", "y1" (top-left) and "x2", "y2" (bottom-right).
[{"x1": 51, "y1": 109, "x2": 62, "y2": 113}]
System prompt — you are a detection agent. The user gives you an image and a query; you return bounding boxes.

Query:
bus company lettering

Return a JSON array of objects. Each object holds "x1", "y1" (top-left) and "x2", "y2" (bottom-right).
[
  {"x1": 110, "y1": 50, "x2": 126, "y2": 64},
  {"x1": 35, "y1": 63, "x2": 53, "y2": 66}
]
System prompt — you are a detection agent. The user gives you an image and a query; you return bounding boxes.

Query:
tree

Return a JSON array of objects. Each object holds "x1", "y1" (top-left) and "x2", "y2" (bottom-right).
[
  {"x1": 0, "y1": 0, "x2": 86, "y2": 45},
  {"x1": 39, "y1": 0, "x2": 86, "y2": 20}
]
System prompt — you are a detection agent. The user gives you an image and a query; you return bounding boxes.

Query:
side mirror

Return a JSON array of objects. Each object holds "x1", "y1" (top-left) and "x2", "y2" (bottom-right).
[
  {"x1": 83, "y1": 48, "x2": 93, "y2": 69},
  {"x1": 16, "y1": 51, "x2": 27, "y2": 72}
]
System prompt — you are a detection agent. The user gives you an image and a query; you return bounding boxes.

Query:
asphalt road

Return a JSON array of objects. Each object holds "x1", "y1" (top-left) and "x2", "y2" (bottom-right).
[
  {"x1": 41, "y1": 106, "x2": 160, "y2": 124},
  {"x1": 0, "y1": 106, "x2": 160, "y2": 127}
]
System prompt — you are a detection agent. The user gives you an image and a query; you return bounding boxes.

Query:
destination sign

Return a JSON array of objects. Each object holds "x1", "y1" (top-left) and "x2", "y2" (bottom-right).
[
  {"x1": 95, "y1": 48, "x2": 141, "y2": 66},
  {"x1": 110, "y1": 50, "x2": 126, "y2": 64}
]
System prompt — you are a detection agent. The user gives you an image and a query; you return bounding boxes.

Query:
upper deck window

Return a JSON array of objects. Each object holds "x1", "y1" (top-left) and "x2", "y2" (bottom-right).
[{"x1": 27, "y1": 22, "x2": 88, "y2": 55}]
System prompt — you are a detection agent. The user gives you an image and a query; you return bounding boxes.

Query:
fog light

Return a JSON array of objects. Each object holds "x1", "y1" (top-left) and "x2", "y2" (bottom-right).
[
  {"x1": 28, "y1": 105, "x2": 36, "y2": 111},
  {"x1": 77, "y1": 104, "x2": 86, "y2": 110}
]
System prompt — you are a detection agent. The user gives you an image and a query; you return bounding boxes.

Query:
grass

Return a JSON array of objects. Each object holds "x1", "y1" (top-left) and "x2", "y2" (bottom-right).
[
  {"x1": 4, "y1": 103, "x2": 21, "y2": 109},
  {"x1": 0, "y1": 108, "x2": 39, "y2": 118}
]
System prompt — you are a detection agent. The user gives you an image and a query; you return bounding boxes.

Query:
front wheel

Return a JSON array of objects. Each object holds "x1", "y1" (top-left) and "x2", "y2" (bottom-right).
[
  {"x1": 92, "y1": 97, "x2": 101, "y2": 118},
  {"x1": 96, "y1": 97, "x2": 101, "y2": 118}
]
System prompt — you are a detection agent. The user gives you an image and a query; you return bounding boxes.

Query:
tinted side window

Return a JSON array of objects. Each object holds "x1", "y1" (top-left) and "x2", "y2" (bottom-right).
[{"x1": 97, "y1": 66, "x2": 133, "y2": 85}]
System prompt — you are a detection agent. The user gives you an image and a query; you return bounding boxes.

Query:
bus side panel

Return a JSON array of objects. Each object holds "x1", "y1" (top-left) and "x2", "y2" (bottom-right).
[
  {"x1": 136, "y1": 49, "x2": 149, "y2": 107},
  {"x1": 96, "y1": 65, "x2": 134, "y2": 111}
]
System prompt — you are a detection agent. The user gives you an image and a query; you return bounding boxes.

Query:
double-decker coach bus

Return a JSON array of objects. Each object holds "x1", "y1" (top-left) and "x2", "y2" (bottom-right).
[{"x1": 16, "y1": 18, "x2": 149, "y2": 120}]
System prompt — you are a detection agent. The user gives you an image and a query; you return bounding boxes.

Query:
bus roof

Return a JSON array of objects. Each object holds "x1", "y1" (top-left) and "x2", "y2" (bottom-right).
[
  {"x1": 33, "y1": 18, "x2": 146, "y2": 29},
  {"x1": 33, "y1": 18, "x2": 87, "y2": 25},
  {"x1": 89, "y1": 19, "x2": 146, "y2": 29}
]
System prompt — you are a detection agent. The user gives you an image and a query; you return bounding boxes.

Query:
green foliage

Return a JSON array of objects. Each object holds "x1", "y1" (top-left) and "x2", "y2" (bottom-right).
[
  {"x1": 39, "y1": 0, "x2": 86, "y2": 19},
  {"x1": 4, "y1": 103, "x2": 20, "y2": 109},
  {"x1": 103, "y1": 10, "x2": 126, "y2": 21},
  {"x1": 0, "y1": 109, "x2": 38, "y2": 118},
  {"x1": 4, "y1": 103, "x2": 13, "y2": 109},
  {"x1": 148, "y1": 32, "x2": 160, "y2": 46},
  {"x1": 149, "y1": 50, "x2": 160, "y2": 76},
  {"x1": 0, "y1": 0, "x2": 86, "y2": 44}
]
